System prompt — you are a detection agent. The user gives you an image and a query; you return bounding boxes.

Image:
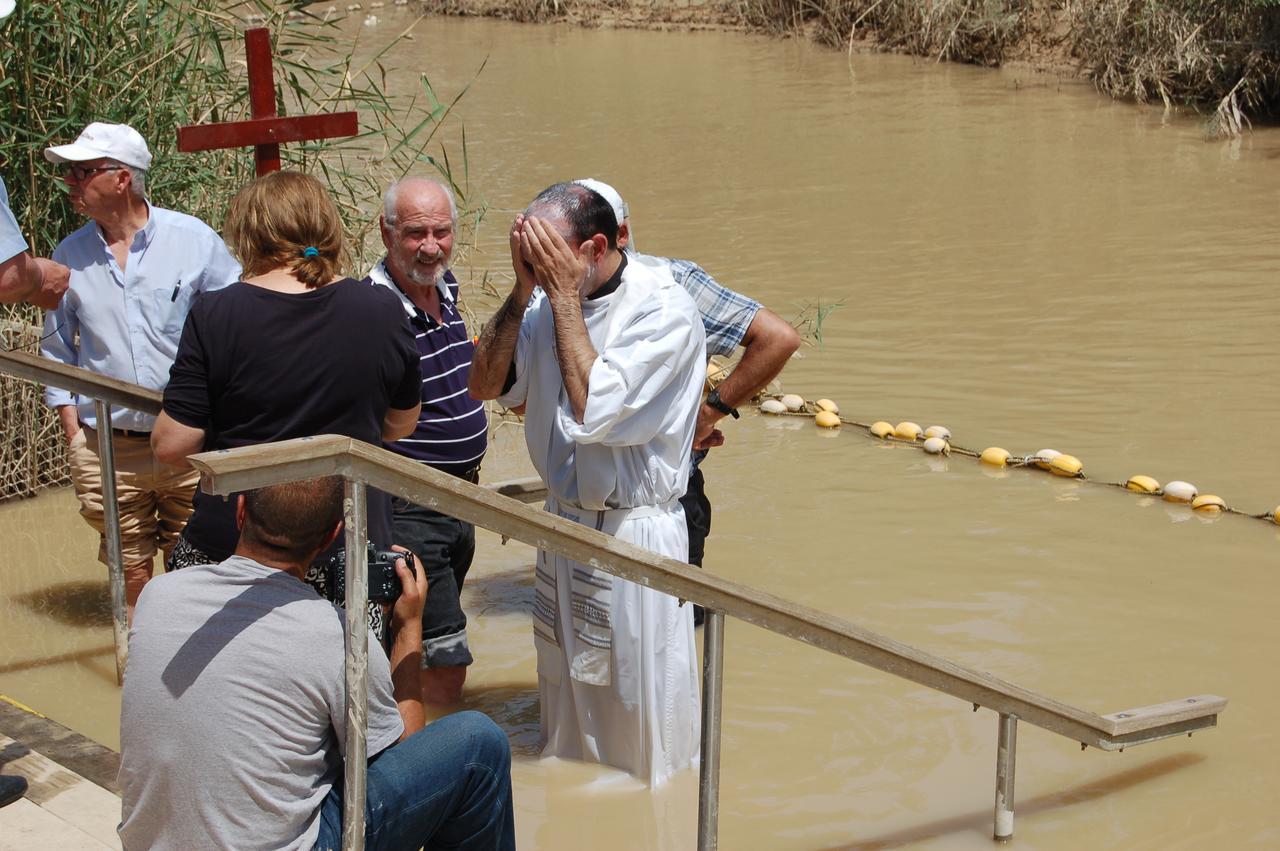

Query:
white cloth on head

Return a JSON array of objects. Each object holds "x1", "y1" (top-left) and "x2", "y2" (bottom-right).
[{"x1": 499, "y1": 254, "x2": 705, "y2": 785}]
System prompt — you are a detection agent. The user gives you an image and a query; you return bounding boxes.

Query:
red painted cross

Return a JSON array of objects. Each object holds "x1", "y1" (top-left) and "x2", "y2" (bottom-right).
[{"x1": 177, "y1": 28, "x2": 358, "y2": 176}]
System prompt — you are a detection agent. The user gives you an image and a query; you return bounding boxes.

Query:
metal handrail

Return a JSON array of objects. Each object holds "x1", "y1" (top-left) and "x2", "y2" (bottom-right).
[
  {"x1": 1, "y1": 349, "x2": 164, "y2": 684},
  {"x1": 188, "y1": 434, "x2": 1228, "y2": 847}
]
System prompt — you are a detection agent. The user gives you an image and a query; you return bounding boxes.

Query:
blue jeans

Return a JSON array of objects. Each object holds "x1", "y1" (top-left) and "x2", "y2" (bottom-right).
[{"x1": 314, "y1": 711, "x2": 515, "y2": 850}]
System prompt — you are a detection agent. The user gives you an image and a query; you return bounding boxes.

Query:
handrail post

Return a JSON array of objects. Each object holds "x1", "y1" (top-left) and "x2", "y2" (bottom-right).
[
  {"x1": 994, "y1": 713, "x2": 1018, "y2": 842},
  {"x1": 341, "y1": 479, "x2": 369, "y2": 851},
  {"x1": 698, "y1": 609, "x2": 726, "y2": 851},
  {"x1": 94, "y1": 400, "x2": 130, "y2": 685}
]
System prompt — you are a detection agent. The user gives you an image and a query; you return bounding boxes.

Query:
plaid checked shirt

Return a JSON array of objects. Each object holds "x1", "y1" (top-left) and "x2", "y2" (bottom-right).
[{"x1": 662, "y1": 257, "x2": 761, "y2": 358}]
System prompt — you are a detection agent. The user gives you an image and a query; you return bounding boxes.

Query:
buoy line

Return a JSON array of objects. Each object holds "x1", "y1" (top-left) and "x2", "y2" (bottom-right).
[{"x1": 757, "y1": 395, "x2": 1280, "y2": 528}]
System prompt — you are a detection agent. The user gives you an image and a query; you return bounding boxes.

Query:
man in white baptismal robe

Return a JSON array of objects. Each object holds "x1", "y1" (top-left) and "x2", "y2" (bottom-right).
[{"x1": 469, "y1": 182, "x2": 705, "y2": 785}]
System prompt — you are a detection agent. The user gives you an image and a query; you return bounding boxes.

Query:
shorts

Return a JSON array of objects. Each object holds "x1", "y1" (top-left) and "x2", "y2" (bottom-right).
[
  {"x1": 67, "y1": 427, "x2": 198, "y2": 567},
  {"x1": 391, "y1": 496, "x2": 476, "y2": 669}
]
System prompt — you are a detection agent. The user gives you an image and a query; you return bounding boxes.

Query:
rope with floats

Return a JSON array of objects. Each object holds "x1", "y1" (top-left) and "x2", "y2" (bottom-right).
[{"x1": 756, "y1": 393, "x2": 1280, "y2": 527}]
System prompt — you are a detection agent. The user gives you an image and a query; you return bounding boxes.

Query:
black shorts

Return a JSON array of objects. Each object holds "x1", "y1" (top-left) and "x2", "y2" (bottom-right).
[{"x1": 391, "y1": 496, "x2": 476, "y2": 669}]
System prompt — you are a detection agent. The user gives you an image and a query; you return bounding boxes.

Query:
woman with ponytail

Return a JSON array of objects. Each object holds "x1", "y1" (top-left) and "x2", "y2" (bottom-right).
[{"x1": 152, "y1": 171, "x2": 422, "y2": 637}]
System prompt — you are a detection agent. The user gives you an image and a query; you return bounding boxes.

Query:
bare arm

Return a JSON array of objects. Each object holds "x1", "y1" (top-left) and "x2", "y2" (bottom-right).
[
  {"x1": 0, "y1": 253, "x2": 69, "y2": 309},
  {"x1": 151, "y1": 410, "x2": 208, "y2": 467},
  {"x1": 382, "y1": 403, "x2": 421, "y2": 441},
  {"x1": 388, "y1": 548, "x2": 428, "y2": 738},
  {"x1": 468, "y1": 215, "x2": 535, "y2": 401},
  {"x1": 694, "y1": 307, "x2": 800, "y2": 449},
  {"x1": 56, "y1": 405, "x2": 81, "y2": 442},
  {"x1": 547, "y1": 296, "x2": 596, "y2": 423}
]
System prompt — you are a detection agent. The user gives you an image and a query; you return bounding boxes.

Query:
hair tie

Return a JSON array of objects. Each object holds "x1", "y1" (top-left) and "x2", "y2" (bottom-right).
[{"x1": 302, "y1": 246, "x2": 319, "y2": 258}]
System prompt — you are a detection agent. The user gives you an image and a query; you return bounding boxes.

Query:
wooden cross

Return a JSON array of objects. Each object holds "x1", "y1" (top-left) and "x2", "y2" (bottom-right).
[{"x1": 177, "y1": 28, "x2": 359, "y2": 176}]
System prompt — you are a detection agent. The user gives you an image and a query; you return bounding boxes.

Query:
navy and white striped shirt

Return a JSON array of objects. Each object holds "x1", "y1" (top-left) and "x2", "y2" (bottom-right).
[{"x1": 367, "y1": 262, "x2": 488, "y2": 476}]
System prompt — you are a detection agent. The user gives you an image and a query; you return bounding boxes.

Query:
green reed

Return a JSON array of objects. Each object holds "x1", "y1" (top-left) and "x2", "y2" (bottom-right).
[{"x1": 0, "y1": 0, "x2": 480, "y2": 499}]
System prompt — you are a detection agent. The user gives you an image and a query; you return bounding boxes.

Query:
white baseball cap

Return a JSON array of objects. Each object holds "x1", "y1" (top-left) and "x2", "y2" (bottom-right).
[
  {"x1": 0, "y1": 1, "x2": 16, "y2": 21},
  {"x1": 44, "y1": 122, "x2": 153, "y2": 171}
]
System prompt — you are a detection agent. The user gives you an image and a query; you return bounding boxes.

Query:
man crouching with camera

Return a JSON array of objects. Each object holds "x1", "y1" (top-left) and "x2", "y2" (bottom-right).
[{"x1": 118, "y1": 476, "x2": 515, "y2": 850}]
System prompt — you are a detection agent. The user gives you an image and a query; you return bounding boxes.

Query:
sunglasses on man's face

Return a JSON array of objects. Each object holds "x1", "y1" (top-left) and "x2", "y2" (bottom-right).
[{"x1": 65, "y1": 165, "x2": 123, "y2": 182}]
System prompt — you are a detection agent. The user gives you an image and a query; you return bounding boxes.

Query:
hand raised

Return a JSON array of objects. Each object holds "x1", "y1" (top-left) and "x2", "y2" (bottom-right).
[
  {"x1": 389, "y1": 545, "x2": 428, "y2": 629},
  {"x1": 509, "y1": 214, "x2": 536, "y2": 300},
  {"x1": 522, "y1": 216, "x2": 589, "y2": 301}
]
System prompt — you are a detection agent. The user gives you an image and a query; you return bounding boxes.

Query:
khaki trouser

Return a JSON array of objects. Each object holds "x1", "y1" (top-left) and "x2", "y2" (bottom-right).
[{"x1": 67, "y1": 427, "x2": 198, "y2": 566}]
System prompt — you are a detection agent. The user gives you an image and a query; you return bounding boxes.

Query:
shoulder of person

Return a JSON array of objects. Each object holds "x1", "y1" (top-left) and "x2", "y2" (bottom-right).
[
  {"x1": 342, "y1": 276, "x2": 404, "y2": 312},
  {"x1": 52, "y1": 220, "x2": 102, "y2": 262},
  {"x1": 148, "y1": 206, "x2": 225, "y2": 241}
]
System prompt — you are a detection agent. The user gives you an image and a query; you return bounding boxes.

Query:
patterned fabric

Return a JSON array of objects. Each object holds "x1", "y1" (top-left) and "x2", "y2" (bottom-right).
[
  {"x1": 366, "y1": 263, "x2": 488, "y2": 477},
  {"x1": 663, "y1": 257, "x2": 761, "y2": 359},
  {"x1": 167, "y1": 538, "x2": 386, "y2": 643}
]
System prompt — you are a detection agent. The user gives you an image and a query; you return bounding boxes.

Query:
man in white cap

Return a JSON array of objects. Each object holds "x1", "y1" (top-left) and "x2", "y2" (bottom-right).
[
  {"x1": 575, "y1": 178, "x2": 800, "y2": 623},
  {"x1": 40, "y1": 122, "x2": 240, "y2": 620}
]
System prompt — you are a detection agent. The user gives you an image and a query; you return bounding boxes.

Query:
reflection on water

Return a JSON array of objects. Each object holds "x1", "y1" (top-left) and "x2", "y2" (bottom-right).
[{"x1": 2, "y1": 10, "x2": 1279, "y2": 850}]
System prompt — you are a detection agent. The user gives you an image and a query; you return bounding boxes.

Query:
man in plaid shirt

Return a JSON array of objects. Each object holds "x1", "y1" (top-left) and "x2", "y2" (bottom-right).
[{"x1": 574, "y1": 180, "x2": 800, "y2": 622}]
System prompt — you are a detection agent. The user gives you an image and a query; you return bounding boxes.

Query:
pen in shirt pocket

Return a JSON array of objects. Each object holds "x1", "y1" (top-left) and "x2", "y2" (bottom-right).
[{"x1": 170, "y1": 280, "x2": 182, "y2": 302}]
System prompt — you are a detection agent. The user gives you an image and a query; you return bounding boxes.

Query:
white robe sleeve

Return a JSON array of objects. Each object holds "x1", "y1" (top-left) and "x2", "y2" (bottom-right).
[
  {"x1": 496, "y1": 292, "x2": 543, "y2": 409},
  {"x1": 561, "y1": 294, "x2": 704, "y2": 447}
]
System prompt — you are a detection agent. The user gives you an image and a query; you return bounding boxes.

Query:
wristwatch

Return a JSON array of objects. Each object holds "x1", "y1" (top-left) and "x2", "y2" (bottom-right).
[{"x1": 705, "y1": 388, "x2": 739, "y2": 419}]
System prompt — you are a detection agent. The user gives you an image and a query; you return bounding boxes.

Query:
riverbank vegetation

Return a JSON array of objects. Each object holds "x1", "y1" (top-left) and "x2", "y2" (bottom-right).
[
  {"x1": 422, "y1": 0, "x2": 1280, "y2": 134},
  {"x1": 0, "y1": 0, "x2": 472, "y2": 499}
]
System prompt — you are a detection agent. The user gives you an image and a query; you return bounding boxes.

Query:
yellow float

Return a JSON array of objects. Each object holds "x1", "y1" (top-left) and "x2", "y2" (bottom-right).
[
  {"x1": 1125, "y1": 475, "x2": 1160, "y2": 494},
  {"x1": 1191, "y1": 494, "x2": 1226, "y2": 513},
  {"x1": 870, "y1": 421, "x2": 895, "y2": 439},
  {"x1": 815, "y1": 399, "x2": 839, "y2": 414},
  {"x1": 1048, "y1": 454, "x2": 1083, "y2": 478},
  {"x1": 924, "y1": 425, "x2": 951, "y2": 440},
  {"x1": 980, "y1": 447, "x2": 1011, "y2": 467},
  {"x1": 894, "y1": 421, "x2": 923, "y2": 441},
  {"x1": 815, "y1": 411, "x2": 841, "y2": 429},
  {"x1": 1162, "y1": 481, "x2": 1197, "y2": 503}
]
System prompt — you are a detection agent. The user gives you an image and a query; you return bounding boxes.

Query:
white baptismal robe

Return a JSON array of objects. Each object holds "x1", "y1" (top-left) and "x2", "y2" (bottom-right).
[{"x1": 499, "y1": 255, "x2": 706, "y2": 786}]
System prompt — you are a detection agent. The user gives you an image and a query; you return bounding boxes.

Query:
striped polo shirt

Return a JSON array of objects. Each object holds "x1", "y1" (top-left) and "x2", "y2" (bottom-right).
[{"x1": 366, "y1": 261, "x2": 488, "y2": 476}]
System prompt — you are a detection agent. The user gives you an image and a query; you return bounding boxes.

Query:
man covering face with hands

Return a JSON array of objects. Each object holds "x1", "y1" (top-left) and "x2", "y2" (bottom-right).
[{"x1": 469, "y1": 182, "x2": 705, "y2": 785}]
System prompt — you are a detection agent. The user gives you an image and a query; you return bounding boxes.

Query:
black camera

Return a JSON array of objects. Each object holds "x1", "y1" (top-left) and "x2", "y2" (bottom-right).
[{"x1": 326, "y1": 544, "x2": 416, "y2": 604}]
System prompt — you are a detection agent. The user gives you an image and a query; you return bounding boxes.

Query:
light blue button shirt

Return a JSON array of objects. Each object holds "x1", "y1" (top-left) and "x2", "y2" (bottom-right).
[
  {"x1": 0, "y1": 177, "x2": 30, "y2": 263},
  {"x1": 40, "y1": 203, "x2": 241, "y2": 430}
]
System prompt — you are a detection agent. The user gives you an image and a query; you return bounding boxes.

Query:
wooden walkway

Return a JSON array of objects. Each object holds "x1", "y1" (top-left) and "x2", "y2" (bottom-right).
[{"x1": 0, "y1": 696, "x2": 120, "y2": 850}]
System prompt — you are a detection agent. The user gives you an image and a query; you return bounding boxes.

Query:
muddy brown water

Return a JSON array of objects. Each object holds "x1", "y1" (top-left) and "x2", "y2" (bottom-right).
[{"x1": 3, "y1": 12, "x2": 1280, "y2": 850}]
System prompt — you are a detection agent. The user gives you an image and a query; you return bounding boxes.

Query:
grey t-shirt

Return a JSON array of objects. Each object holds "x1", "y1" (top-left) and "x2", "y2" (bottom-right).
[{"x1": 118, "y1": 555, "x2": 403, "y2": 851}]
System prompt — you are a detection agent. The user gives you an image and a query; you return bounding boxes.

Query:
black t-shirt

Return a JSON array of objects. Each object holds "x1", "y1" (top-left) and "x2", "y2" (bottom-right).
[{"x1": 164, "y1": 278, "x2": 422, "y2": 558}]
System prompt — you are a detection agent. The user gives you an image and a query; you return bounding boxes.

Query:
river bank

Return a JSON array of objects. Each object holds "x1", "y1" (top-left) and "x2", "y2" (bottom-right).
[{"x1": 415, "y1": 0, "x2": 1280, "y2": 135}]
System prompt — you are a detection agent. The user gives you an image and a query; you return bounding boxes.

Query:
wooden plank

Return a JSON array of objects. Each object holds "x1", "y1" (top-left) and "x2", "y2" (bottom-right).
[
  {"x1": 176, "y1": 113, "x2": 360, "y2": 154},
  {"x1": 0, "y1": 734, "x2": 121, "y2": 848},
  {"x1": 0, "y1": 698, "x2": 119, "y2": 794},
  {"x1": 1101, "y1": 694, "x2": 1228, "y2": 736},
  {"x1": 0, "y1": 350, "x2": 162, "y2": 414},
  {"x1": 188, "y1": 436, "x2": 1227, "y2": 749},
  {"x1": 245, "y1": 27, "x2": 280, "y2": 174}
]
